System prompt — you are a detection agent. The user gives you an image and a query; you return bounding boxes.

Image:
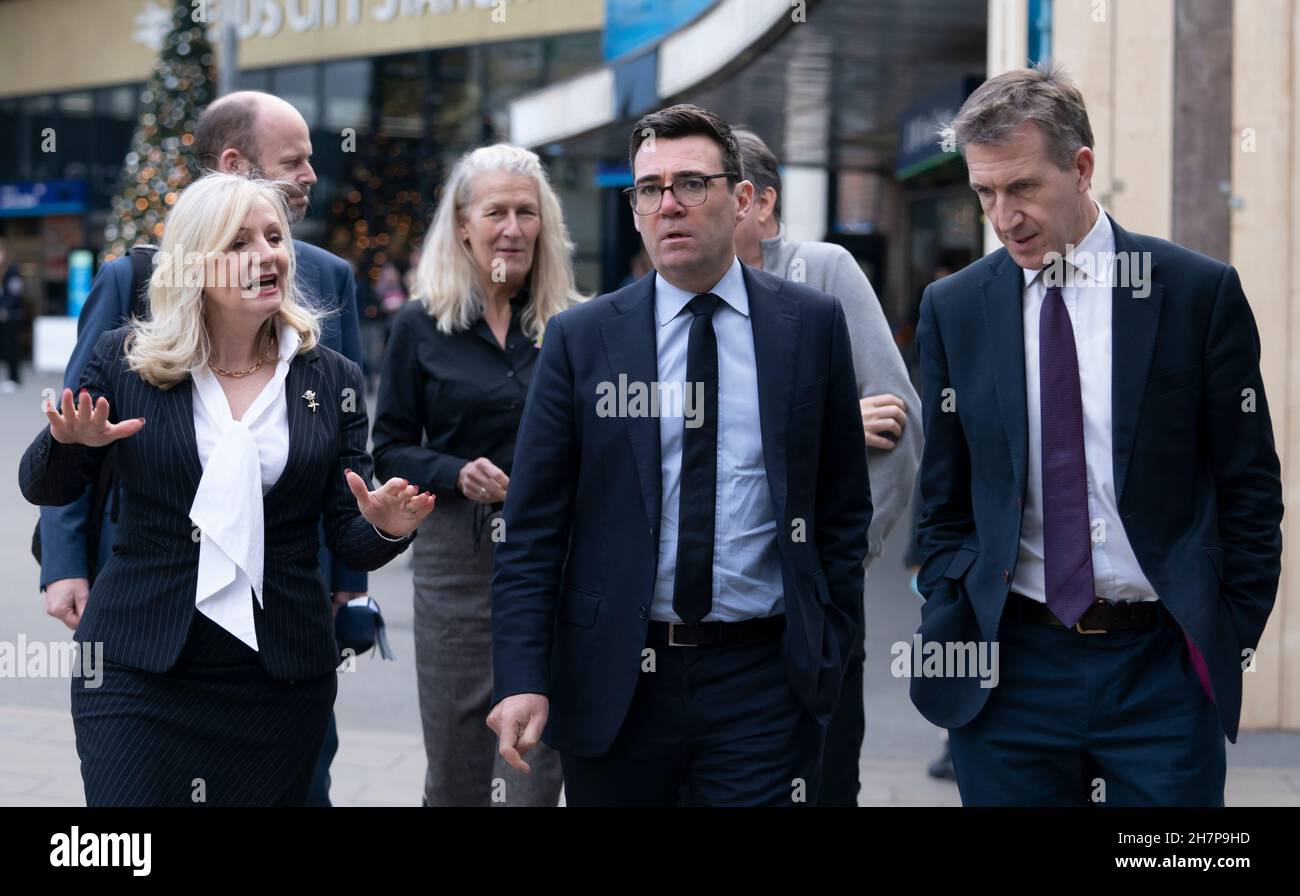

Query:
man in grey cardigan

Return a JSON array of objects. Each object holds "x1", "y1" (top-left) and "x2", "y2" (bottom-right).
[{"x1": 734, "y1": 129, "x2": 922, "y2": 806}]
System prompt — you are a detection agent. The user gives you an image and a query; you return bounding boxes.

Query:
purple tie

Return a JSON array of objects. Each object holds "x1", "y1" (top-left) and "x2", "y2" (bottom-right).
[{"x1": 1040, "y1": 285, "x2": 1096, "y2": 627}]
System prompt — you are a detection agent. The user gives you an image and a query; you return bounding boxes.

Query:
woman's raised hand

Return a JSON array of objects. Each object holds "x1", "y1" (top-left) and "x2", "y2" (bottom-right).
[
  {"x1": 44, "y1": 388, "x2": 145, "y2": 447},
  {"x1": 344, "y1": 471, "x2": 436, "y2": 539}
]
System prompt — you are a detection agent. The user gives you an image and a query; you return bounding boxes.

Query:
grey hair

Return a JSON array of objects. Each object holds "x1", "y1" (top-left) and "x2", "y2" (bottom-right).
[
  {"x1": 948, "y1": 61, "x2": 1094, "y2": 171},
  {"x1": 412, "y1": 143, "x2": 582, "y2": 339},
  {"x1": 733, "y1": 128, "x2": 782, "y2": 219}
]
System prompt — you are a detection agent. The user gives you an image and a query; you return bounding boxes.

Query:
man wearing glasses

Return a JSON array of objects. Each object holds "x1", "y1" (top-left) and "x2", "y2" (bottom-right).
[{"x1": 488, "y1": 104, "x2": 871, "y2": 806}]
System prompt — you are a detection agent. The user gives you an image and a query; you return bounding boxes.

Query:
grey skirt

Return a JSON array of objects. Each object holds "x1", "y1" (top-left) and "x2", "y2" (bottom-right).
[{"x1": 411, "y1": 490, "x2": 562, "y2": 806}]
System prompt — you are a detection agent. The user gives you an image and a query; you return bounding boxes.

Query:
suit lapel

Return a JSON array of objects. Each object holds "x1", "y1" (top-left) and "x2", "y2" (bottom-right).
[
  {"x1": 600, "y1": 277, "x2": 662, "y2": 530},
  {"x1": 744, "y1": 265, "x2": 798, "y2": 521},
  {"x1": 1109, "y1": 216, "x2": 1162, "y2": 502},
  {"x1": 159, "y1": 375, "x2": 203, "y2": 493},
  {"x1": 265, "y1": 348, "x2": 323, "y2": 504},
  {"x1": 979, "y1": 253, "x2": 1029, "y2": 502}
]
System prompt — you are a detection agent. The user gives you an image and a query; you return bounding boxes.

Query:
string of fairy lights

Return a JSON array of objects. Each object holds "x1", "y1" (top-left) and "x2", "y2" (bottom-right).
[
  {"x1": 102, "y1": 1, "x2": 467, "y2": 292},
  {"x1": 102, "y1": 0, "x2": 215, "y2": 263}
]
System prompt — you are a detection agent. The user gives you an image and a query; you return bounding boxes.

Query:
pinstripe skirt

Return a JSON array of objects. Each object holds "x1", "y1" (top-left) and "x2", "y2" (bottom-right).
[{"x1": 71, "y1": 609, "x2": 336, "y2": 807}]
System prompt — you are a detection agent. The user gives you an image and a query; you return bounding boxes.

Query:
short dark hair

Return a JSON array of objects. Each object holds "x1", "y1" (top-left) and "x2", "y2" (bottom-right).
[
  {"x1": 733, "y1": 128, "x2": 782, "y2": 219},
  {"x1": 628, "y1": 104, "x2": 742, "y2": 184},
  {"x1": 193, "y1": 95, "x2": 261, "y2": 173}
]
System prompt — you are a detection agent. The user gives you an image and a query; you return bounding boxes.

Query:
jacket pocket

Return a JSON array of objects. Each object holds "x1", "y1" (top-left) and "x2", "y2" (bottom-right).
[
  {"x1": 558, "y1": 586, "x2": 601, "y2": 628},
  {"x1": 1149, "y1": 364, "x2": 1199, "y2": 397},
  {"x1": 943, "y1": 547, "x2": 978, "y2": 581},
  {"x1": 280, "y1": 538, "x2": 321, "y2": 561},
  {"x1": 1204, "y1": 546, "x2": 1224, "y2": 583},
  {"x1": 810, "y1": 569, "x2": 832, "y2": 606},
  {"x1": 114, "y1": 521, "x2": 170, "y2": 551},
  {"x1": 791, "y1": 378, "x2": 825, "y2": 409}
]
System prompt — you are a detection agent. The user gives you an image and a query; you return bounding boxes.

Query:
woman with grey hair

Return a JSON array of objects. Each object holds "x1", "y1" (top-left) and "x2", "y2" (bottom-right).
[{"x1": 372, "y1": 144, "x2": 580, "y2": 806}]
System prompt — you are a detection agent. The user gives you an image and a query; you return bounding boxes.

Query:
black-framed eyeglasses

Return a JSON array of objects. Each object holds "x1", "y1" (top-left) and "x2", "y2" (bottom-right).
[{"x1": 624, "y1": 172, "x2": 737, "y2": 215}]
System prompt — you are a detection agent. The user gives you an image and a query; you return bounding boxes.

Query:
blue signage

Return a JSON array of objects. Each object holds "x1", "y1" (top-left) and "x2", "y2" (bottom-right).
[
  {"x1": 604, "y1": 0, "x2": 715, "y2": 61},
  {"x1": 0, "y1": 180, "x2": 88, "y2": 217},
  {"x1": 896, "y1": 77, "x2": 982, "y2": 180}
]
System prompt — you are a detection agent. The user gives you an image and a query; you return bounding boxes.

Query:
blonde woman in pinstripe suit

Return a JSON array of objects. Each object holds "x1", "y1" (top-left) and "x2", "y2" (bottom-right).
[{"x1": 18, "y1": 174, "x2": 434, "y2": 806}]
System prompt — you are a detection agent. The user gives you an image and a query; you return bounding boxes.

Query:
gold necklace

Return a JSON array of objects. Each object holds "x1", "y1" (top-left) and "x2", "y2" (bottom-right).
[
  {"x1": 210, "y1": 357, "x2": 264, "y2": 378},
  {"x1": 210, "y1": 328, "x2": 276, "y2": 378}
]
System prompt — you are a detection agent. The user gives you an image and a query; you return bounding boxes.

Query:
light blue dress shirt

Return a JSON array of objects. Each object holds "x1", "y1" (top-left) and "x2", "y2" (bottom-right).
[{"x1": 651, "y1": 257, "x2": 784, "y2": 622}]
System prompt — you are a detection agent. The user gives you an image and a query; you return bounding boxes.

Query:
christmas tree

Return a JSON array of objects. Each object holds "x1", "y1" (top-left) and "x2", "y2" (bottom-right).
[{"x1": 102, "y1": 0, "x2": 216, "y2": 262}]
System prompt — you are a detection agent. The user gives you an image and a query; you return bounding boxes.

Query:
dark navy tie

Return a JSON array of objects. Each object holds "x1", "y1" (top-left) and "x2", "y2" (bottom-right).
[
  {"x1": 1039, "y1": 284, "x2": 1096, "y2": 627},
  {"x1": 673, "y1": 293, "x2": 721, "y2": 625}
]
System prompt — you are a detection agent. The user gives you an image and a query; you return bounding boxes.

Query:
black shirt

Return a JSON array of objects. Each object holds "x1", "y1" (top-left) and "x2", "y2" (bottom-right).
[{"x1": 372, "y1": 291, "x2": 539, "y2": 496}]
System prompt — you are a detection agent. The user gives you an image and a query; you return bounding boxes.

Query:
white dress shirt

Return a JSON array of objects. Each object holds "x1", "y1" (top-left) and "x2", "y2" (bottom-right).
[
  {"x1": 651, "y1": 257, "x2": 783, "y2": 622},
  {"x1": 189, "y1": 321, "x2": 297, "y2": 649},
  {"x1": 1012, "y1": 202, "x2": 1158, "y2": 604}
]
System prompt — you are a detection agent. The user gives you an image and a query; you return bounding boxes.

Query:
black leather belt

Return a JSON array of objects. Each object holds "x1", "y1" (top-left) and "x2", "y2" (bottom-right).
[
  {"x1": 648, "y1": 615, "x2": 785, "y2": 647},
  {"x1": 1010, "y1": 592, "x2": 1169, "y2": 634}
]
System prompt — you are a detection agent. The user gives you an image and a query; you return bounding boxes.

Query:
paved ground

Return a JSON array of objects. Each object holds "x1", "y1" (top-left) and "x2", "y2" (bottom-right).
[{"x1": 2, "y1": 367, "x2": 1297, "y2": 806}]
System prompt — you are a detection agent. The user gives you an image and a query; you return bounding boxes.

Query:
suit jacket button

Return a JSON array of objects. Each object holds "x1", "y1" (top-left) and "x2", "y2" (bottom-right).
[
  {"x1": 1002, "y1": 569, "x2": 1010, "y2": 583},
  {"x1": 638, "y1": 607, "x2": 648, "y2": 621}
]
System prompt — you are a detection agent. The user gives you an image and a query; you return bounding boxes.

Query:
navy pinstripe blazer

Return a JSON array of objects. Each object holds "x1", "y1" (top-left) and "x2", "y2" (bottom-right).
[{"x1": 18, "y1": 327, "x2": 413, "y2": 681}]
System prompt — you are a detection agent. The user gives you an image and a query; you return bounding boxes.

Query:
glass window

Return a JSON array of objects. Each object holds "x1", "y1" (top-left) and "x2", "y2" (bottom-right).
[
  {"x1": 486, "y1": 38, "x2": 544, "y2": 105},
  {"x1": 237, "y1": 68, "x2": 271, "y2": 92},
  {"x1": 323, "y1": 59, "x2": 371, "y2": 133},
  {"x1": 22, "y1": 95, "x2": 55, "y2": 114},
  {"x1": 96, "y1": 86, "x2": 138, "y2": 120},
  {"x1": 58, "y1": 92, "x2": 94, "y2": 115},
  {"x1": 429, "y1": 47, "x2": 482, "y2": 147},
  {"x1": 376, "y1": 53, "x2": 427, "y2": 138},
  {"x1": 545, "y1": 32, "x2": 603, "y2": 82},
  {"x1": 273, "y1": 65, "x2": 320, "y2": 128}
]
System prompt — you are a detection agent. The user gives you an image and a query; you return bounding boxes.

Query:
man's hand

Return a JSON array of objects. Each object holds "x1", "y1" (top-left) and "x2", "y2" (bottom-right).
[
  {"x1": 45, "y1": 577, "x2": 89, "y2": 630},
  {"x1": 860, "y1": 393, "x2": 907, "y2": 450},
  {"x1": 486, "y1": 693, "x2": 549, "y2": 773}
]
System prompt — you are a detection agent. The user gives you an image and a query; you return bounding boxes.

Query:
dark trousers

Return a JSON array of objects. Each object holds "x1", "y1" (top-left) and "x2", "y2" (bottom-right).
[
  {"x1": 817, "y1": 642, "x2": 865, "y2": 806},
  {"x1": 0, "y1": 320, "x2": 21, "y2": 383},
  {"x1": 561, "y1": 631, "x2": 825, "y2": 807},
  {"x1": 306, "y1": 711, "x2": 339, "y2": 806},
  {"x1": 948, "y1": 600, "x2": 1226, "y2": 806}
]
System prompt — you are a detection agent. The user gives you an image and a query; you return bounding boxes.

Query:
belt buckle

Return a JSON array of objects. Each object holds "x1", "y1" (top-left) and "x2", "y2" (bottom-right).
[
  {"x1": 667, "y1": 623, "x2": 697, "y2": 647},
  {"x1": 1074, "y1": 599, "x2": 1109, "y2": 635}
]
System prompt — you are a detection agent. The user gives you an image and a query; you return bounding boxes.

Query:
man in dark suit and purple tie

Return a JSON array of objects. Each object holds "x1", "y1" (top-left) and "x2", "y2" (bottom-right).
[{"x1": 912, "y1": 63, "x2": 1283, "y2": 806}]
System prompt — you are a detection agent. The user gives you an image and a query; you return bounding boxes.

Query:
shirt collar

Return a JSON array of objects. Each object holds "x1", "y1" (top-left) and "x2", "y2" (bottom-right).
[
  {"x1": 275, "y1": 318, "x2": 300, "y2": 363},
  {"x1": 655, "y1": 256, "x2": 749, "y2": 327},
  {"x1": 1022, "y1": 199, "x2": 1114, "y2": 288}
]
